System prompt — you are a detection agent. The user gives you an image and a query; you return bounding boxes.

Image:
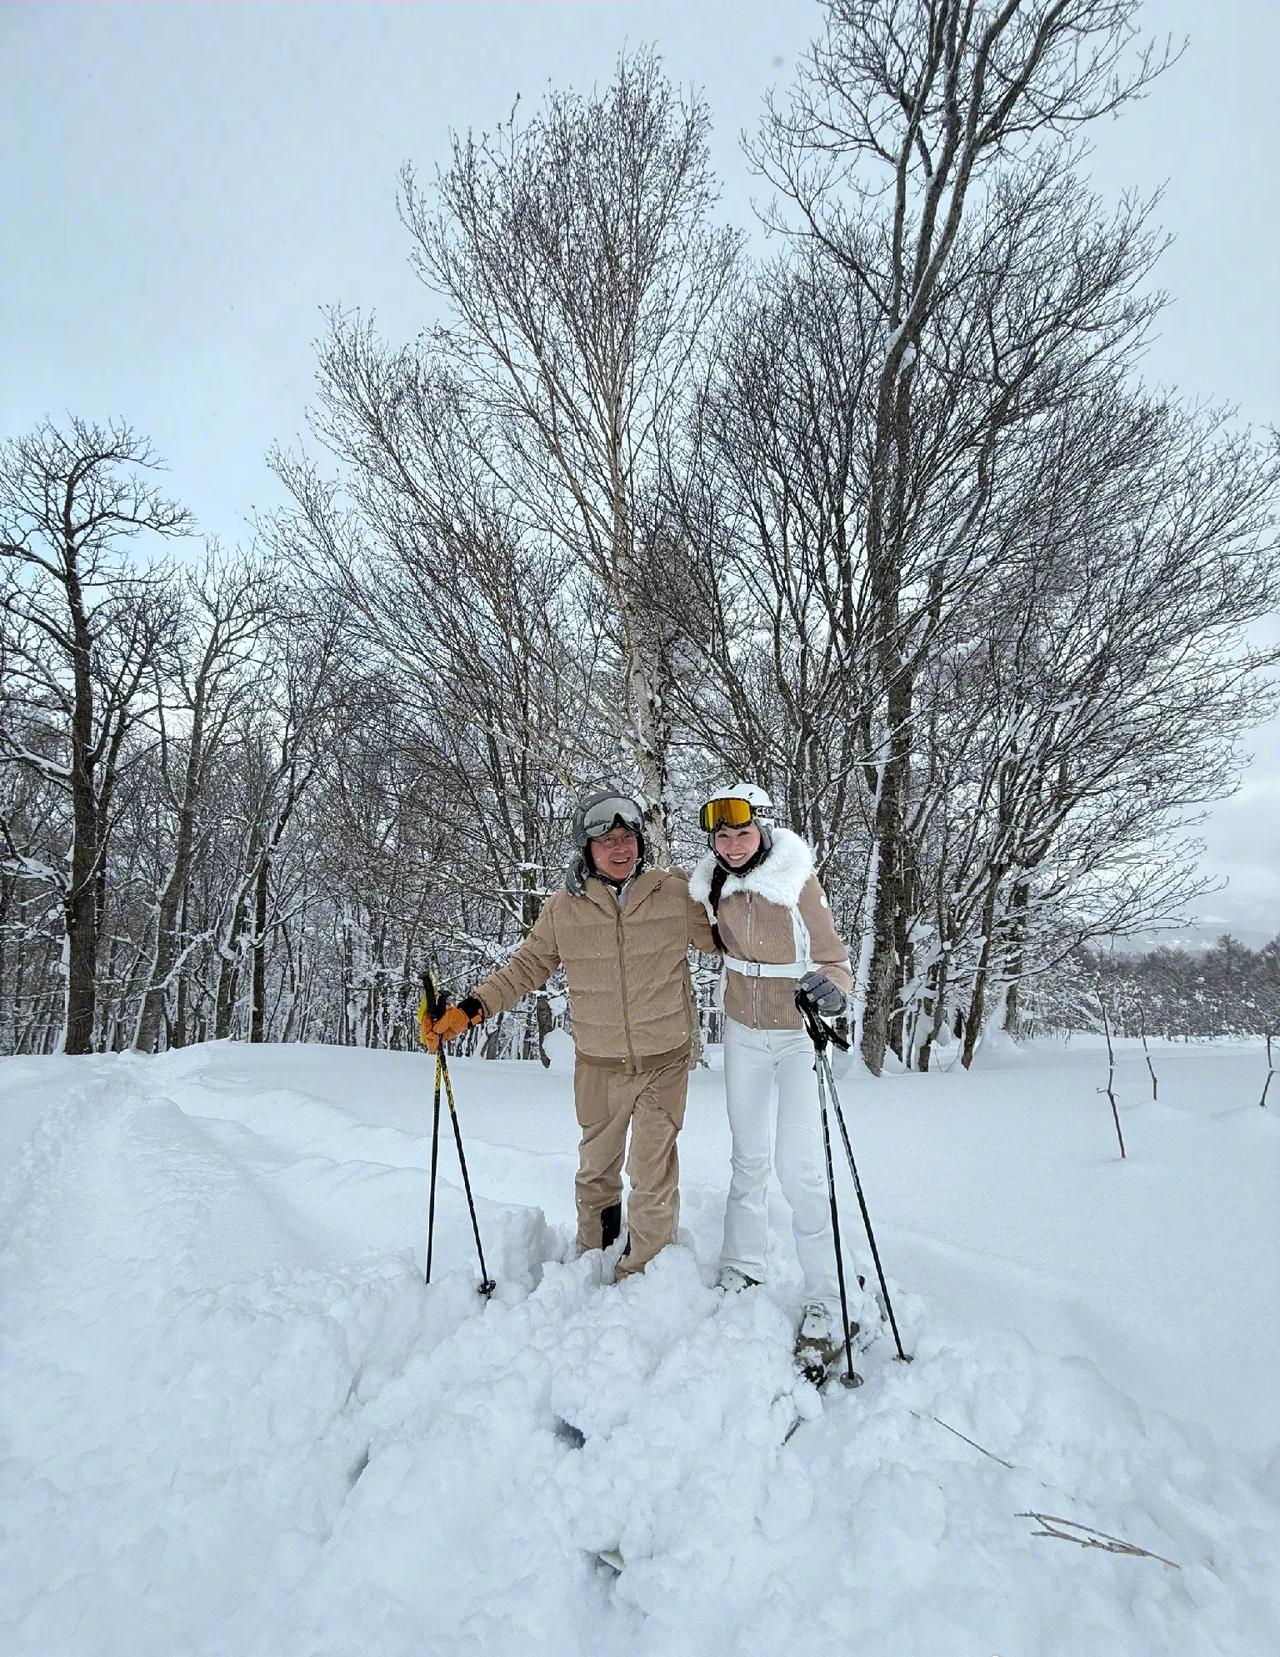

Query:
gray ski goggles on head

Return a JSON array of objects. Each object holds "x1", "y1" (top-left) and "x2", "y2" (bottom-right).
[{"x1": 580, "y1": 793, "x2": 643, "y2": 838}]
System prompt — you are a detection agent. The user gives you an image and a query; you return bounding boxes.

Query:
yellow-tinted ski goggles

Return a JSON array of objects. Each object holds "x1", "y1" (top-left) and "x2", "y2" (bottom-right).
[{"x1": 699, "y1": 796, "x2": 757, "y2": 832}]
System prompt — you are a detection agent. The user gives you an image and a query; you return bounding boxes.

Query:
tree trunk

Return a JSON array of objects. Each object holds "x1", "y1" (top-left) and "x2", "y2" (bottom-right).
[
  {"x1": 961, "y1": 880, "x2": 1001, "y2": 1069},
  {"x1": 133, "y1": 722, "x2": 204, "y2": 1052},
  {"x1": 891, "y1": 849, "x2": 915, "y2": 1063},
  {"x1": 134, "y1": 862, "x2": 182, "y2": 1053},
  {"x1": 249, "y1": 858, "x2": 268, "y2": 1043},
  {"x1": 916, "y1": 950, "x2": 951, "y2": 1073},
  {"x1": 534, "y1": 990, "x2": 553, "y2": 1069},
  {"x1": 62, "y1": 811, "x2": 99, "y2": 1054},
  {"x1": 62, "y1": 642, "x2": 99, "y2": 1054},
  {"x1": 214, "y1": 913, "x2": 243, "y2": 1040},
  {"x1": 860, "y1": 675, "x2": 912, "y2": 1074},
  {"x1": 1001, "y1": 881, "x2": 1031, "y2": 1039},
  {"x1": 171, "y1": 889, "x2": 191, "y2": 1048}
]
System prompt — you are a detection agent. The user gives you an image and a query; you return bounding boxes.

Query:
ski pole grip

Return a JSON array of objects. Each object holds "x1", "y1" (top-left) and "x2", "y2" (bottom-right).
[
  {"x1": 795, "y1": 993, "x2": 851, "y2": 1053},
  {"x1": 423, "y1": 969, "x2": 446, "y2": 1023}
]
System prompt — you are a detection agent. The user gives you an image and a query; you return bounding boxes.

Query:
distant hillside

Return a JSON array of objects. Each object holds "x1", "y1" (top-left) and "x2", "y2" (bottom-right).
[{"x1": 1107, "y1": 924, "x2": 1276, "y2": 956}]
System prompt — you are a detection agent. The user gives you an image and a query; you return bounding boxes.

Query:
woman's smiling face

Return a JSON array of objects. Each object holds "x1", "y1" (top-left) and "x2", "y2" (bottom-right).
[{"x1": 713, "y1": 823, "x2": 762, "y2": 867}]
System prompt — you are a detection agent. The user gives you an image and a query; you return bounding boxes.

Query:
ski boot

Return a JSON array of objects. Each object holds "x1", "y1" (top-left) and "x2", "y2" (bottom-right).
[{"x1": 717, "y1": 1266, "x2": 761, "y2": 1294}]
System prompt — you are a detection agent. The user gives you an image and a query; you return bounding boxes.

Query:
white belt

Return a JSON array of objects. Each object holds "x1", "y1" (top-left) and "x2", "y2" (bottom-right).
[{"x1": 724, "y1": 956, "x2": 803, "y2": 980}]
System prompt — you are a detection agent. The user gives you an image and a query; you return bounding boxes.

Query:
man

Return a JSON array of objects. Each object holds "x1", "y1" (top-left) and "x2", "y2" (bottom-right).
[{"x1": 421, "y1": 785, "x2": 716, "y2": 1279}]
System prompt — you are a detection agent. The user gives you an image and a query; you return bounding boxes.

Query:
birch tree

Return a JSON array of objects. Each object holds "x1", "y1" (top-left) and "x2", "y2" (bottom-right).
[{"x1": 399, "y1": 49, "x2": 739, "y2": 860}]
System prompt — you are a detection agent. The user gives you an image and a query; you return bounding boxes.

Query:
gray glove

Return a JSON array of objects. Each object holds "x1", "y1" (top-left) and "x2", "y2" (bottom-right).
[{"x1": 797, "y1": 969, "x2": 846, "y2": 1018}]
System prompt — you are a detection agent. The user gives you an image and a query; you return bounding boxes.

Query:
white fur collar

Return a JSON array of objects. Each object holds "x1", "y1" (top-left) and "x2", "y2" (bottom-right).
[{"x1": 689, "y1": 826, "x2": 814, "y2": 911}]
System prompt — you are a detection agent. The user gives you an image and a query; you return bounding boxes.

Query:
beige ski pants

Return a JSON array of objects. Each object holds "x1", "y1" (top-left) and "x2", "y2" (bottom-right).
[{"x1": 573, "y1": 1046, "x2": 690, "y2": 1278}]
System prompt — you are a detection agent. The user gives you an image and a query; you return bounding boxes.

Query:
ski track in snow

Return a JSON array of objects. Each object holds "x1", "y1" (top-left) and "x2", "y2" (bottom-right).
[{"x1": 0, "y1": 1041, "x2": 1277, "y2": 1656}]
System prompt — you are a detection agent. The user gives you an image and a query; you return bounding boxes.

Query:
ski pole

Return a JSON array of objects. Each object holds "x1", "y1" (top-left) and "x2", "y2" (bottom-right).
[
  {"x1": 798, "y1": 998, "x2": 911, "y2": 1363},
  {"x1": 422, "y1": 971, "x2": 495, "y2": 1298},
  {"x1": 425, "y1": 1039, "x2": 443, "y2": 1286},
  {"x1": 819, "y1": 1044, "x2": 910, "y2": 1361},
  {"x1": 812, "y1": 1043, "x2": 862, "y2": 1389}
]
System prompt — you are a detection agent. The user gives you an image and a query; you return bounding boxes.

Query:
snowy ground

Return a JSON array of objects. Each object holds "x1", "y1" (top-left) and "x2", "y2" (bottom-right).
[{"x1": 1, "y1": 1034, "x2": 1277, "y2": 1656}]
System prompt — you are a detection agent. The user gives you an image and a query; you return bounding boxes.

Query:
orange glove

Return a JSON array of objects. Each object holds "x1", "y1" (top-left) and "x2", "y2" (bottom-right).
[{"x1": 418, "y1": 994, "x2": 485, "y2": 1052}]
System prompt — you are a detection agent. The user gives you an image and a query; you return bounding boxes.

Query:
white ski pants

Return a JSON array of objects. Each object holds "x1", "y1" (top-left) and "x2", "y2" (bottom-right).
[{"x1": 719, "y1": 1017, "x2": 840, "y2": 1311}]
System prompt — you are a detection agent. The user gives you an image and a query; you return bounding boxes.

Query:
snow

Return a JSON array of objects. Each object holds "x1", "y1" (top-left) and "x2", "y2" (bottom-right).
[{"x1": 1, "y1": 1036, "x2": 1277, "y2": 1655}]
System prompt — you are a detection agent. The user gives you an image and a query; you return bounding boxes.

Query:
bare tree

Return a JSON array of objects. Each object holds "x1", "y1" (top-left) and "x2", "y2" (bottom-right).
[
  {"x1": 399, "y1": 48, "x2": 740, "y2": 859},
  {"x1": 272, "y1": 347, "x2": 616, "y2": 1054},
  {"x1": 753, "y1": 0, "x2": 1173, "y2": 1072},
  {"x1": 905, "y1": 387, "x2": 1280, "y2": 1067},
  {"x1": 672, "y1": 248, "x2": 879, "y2": 868},
  {"x1": 202, "y1": 601, "x2": 346, "y2": 1043},
  {"x1": 0, "y1": 418, "x2": 190, "y2": 1052},
  {"x1": 0, "y1": 738, "x2": 65, "y2": 1052},
  {"x1": 131, "y1": 548, "x2": 279, "y2": 1052}
]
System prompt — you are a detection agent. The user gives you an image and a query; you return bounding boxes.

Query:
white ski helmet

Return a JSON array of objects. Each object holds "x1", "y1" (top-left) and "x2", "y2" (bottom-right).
[
  {"x1": 700, "y1": 780, "x2": 774, "y2": 872},
  {"x1": 698, "y1": 780, "x2": 773, "y2": 834}
]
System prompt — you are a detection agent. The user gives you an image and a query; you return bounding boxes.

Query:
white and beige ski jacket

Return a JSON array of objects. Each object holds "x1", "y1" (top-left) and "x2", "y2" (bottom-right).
[{"x1": 690, "y1": 828, "x2": 851, "y2": 1031}]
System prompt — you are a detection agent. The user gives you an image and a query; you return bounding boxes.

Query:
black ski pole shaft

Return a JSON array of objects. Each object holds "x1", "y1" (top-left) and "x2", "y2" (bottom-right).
[
  {"x1": 820, "y1": 1047, "x2": 910, "y2": 1362},
  {"x1": 438, "y1": 1051, "x2": 496, "y2": 1297},
  {"x1": 813, "y1": 1050, "x2": 860, "y2": 1389},
  {"x1": 421, "y1": 967, "x2": 495, "y2": 1297},
  {"x1": 424, "y1": 1053, "x2": 443, "y2": 1286}
]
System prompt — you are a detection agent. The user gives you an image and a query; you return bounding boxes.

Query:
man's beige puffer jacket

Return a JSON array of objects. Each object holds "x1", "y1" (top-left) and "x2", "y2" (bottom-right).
[
  {"x1": 689, "y1": 828, "x2": 851, "y2": 1031},
  {"x1": 473, "y1": 868, "x2": 716, "y2": 1066}
]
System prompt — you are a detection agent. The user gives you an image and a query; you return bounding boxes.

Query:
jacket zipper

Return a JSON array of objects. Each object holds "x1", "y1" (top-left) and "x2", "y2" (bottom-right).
[
  {"x1": 746, "y1": 891, "x2": 757, "y2": 1025},
  {"x1": 616, "y1": 904, "x2": 638, "y2": 1070}
]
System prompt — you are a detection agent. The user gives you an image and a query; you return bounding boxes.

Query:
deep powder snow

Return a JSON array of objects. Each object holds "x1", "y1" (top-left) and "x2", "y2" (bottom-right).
[{"x1": 1, "y1": 1036, "x2": 1276, "y2": 1655}]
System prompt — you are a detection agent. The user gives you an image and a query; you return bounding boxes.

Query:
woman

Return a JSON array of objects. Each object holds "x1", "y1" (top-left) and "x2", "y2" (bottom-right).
[{"x1": 689, "y1": 781, "x2": 856, "y2": 1382}]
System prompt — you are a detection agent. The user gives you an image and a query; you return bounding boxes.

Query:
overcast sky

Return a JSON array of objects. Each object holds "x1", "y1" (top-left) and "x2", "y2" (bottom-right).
[{"x1": 3, "y1": 0, "x2": 1276, "y2": 939}]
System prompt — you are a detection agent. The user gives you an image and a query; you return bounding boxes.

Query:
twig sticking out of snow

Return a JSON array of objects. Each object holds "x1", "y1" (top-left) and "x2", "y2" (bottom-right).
[
  {"x1": 1098, "y1": 999, "x2": 1127, "y2": 1158},
  {"x1": 912, "y1": 1411, "x2": 1016, "y2": 1468},
  {"x1": 911, "y1": 1416, "x2": 1182, "y2": 1570},
  {"x1": 1261, "y1": 1033, "x2": 1275, "y2": 1109},
  {"x1": 1018, "y1": 1511, "x2": 1180, "y2": 1569},
  {"x1": 1137, "y1": 1003, "x2": 1158, "y2": 1101}
]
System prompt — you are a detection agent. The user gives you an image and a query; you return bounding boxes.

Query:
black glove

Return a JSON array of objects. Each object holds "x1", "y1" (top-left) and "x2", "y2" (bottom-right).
[{"x1": 796, "y1": 969, "x2": 846, "y2": 1018}]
